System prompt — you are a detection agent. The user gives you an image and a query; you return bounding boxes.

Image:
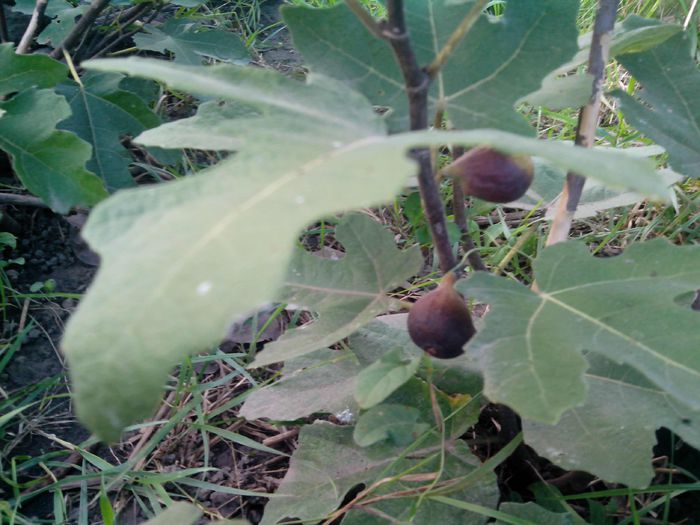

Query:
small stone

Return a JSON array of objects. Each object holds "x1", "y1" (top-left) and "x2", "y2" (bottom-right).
[
  {"x1": 34, "y1": 249, "x2": 45, "y2": 258},
  {"x1": 27, "y1": 328, "x2": 41, "y2": 340},
  {"x1": 47, "y1": 257, "x2": 58, "y2": 266},
  {"x1": 6, "y1": 269, "x2": 19, "y2": 280}
]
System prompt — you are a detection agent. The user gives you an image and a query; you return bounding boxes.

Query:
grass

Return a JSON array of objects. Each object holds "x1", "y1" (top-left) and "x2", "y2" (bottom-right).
[{"x1": 1, "y1": 0, "x2": 699, "y2": 523}]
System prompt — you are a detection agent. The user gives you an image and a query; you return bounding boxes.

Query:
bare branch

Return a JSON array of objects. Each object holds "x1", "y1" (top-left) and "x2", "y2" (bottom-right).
[
  {"x1": 546, "y1": 0, "x2": 619, "y2": 246},
  {"x1": 16, "y1": 0, "x2": 49, "y2": 54}
]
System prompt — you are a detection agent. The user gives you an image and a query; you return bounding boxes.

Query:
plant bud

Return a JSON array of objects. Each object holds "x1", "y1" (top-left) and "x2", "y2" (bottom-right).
[
  {"x1": 407, "y1": 272, "x2": 475, "y2": 359},
  {"x1": 447, "y1": 146, "x2": 534, "y2": 203}
]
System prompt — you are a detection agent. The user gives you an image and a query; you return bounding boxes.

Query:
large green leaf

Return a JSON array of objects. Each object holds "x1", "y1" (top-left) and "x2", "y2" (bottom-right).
[
  {"x1": 56, "y1": 73, "x2": 165, "y2": 191},
  {"x1": 458, "y1": 239, "x2": 700, "y2": 424},
  {"x1": 63, "y1": 60, "x2": 406, "y2": 441},
  {"x1": 252, "y1": 213, "x2": 422, "y2": 366},
  {"x1": 284, "y1": 0, "x2": 579, "y2": 134},
  {"x1": 0, "y1": 89, "x2": 107, "y2": 212},
  {"x1": 64, "y1": 58, "x2": 668, "y2": 442},
  {"x1": 0, "y1": 43, "x2": 67, "y2": 96},
  {"x1": 614, "y1": 29, "x2": 700, "y2": 178},
  {"x1": 133, "y1": 19, "x2": 249, "y2": 66},
  {"x1": 260, "y1": 422, "x2": 498, "y2": 525},
  {"x1": 523, "y1": 353, "x2": 700, "y2": 487}
]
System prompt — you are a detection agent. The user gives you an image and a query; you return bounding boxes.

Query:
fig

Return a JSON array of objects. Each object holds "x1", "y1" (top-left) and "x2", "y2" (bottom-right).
[
  {"x1": 407, "y1": 272, "x2": 475, "y2": 359},
  {"x1": 447, "y1": 146, "x2": 534, "y2": 203}
]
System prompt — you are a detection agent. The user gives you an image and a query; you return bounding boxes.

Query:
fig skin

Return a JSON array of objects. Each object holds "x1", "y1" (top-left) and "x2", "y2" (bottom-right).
[
  {"x1": 407, "y1": 272, "x2": 476, "y2": 359},
  {"x1": 447, "y1": 146, "x2": 534, "y2": 203}
]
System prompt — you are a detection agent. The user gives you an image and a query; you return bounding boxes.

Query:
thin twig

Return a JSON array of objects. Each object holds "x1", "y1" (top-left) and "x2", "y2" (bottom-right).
[
  {"x1": 94, "y1": 3, "x2": 161, "y2": 59},
  {"x1": 384, "y1": 0, "x2": 456, "y2": 274},
  {"x1": 84, "y1": 0, "x2": 152, "y2": 59},
  {"x1": 425, "y1": 0, "x2": 488, "y2": 78},
  {"x1": 49, "y1": 0, "x2": 111, "y2": 59},
  {"x1": 345, "y1": 0, "x2": 384, "y2": 39},
  {"x1": 546, "y1": 0, "x2": 619, "y2": 246},
  {"x1": 16, "y1": 0, "x2": 49, "y2": 53}
]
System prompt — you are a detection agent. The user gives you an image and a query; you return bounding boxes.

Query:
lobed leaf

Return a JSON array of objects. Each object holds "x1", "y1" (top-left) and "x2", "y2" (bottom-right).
[
  {"x1": 133, "y1": 19, "x2": 250, "y2": 66},
  {"x1": 458, "y1": 240, "x2": 700, "y2": 424},
  {"x1": 252, "y1": 213, "x2": 423, "y2": 367},
  {"x1": 261, "y1": 421, "x2": 498, "y2": 525},
  {"x1": 0, "y1": 43, "x2": 67, "y2": 96},
  {"x1": 56, "y1": 73, "x2": 166, "y2": 191},
  {"x1": 523, "y1": 354, "x2": 700, "y2": 487},
  {"x1": 284, "y1": 0, "x2": 579, "y2": 134},
  {"x1": 0, "y1": 89, "x2": 107, "y2": 212}
]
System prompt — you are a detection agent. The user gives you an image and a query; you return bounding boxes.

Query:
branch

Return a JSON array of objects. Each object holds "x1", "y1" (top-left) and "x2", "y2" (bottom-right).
[
  {"x1": 425, "y1": 0, "x2": 488, "y2": 79},
  {"x1": 16, "y1": 0, "x2": 49, "y2": 54},
  {"x1": 49, "y1": 0, "x2": 111, "y2": 59},
  {"x1": 83, "y1": 1, "x2": 151, "y2": 58},
  {"x1": 546, "y1": 0, "x2": 619, "y2": 246},
  {"x1": 384, "y1": 0, "x2": 457, "y2": 274}
]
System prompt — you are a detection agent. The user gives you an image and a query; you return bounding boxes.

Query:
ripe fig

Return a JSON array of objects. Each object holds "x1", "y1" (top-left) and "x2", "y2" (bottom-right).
[
  {"x1": 407, "y1": 272, "x2": 475, "y2": 359},
  {"x1": 447, "y1": 146, "x2": 534, "y2": 203}
]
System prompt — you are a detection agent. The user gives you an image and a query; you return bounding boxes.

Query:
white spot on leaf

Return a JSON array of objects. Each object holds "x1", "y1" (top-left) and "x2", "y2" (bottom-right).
[{"x1": 197, "y1": 281, "x2": 213, "y2": 295}]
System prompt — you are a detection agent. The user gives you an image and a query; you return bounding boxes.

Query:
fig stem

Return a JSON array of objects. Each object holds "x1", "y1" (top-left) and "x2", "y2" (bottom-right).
[
  {"x1": 425, "y1": 0, "x2": 489, "y2": 79},
  {"x1": 546, "y1": 0, "x2": 619, "y2": 246},
  {"x1": 384, "y1": 0, "x2": 458, "y2": 275}
]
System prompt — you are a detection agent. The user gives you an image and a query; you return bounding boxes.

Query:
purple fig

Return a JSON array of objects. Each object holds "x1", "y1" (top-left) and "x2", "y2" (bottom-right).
[
  {"x1": 448, "y1": 146, "x2": 534, "y2": 203},
  {"x1": 407, "y1": 272, "x2": 475, "y2": 359}
]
